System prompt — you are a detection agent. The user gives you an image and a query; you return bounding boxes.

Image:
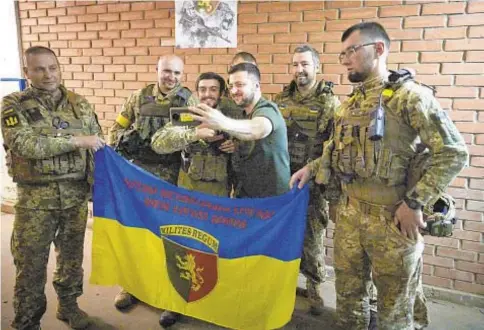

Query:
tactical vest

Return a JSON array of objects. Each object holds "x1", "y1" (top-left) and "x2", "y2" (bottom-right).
[
  {"x1": 182, "y1": 138, "x2": 229, "y2": 183},
  {"x1": 9, "y1": 91, "x2": 88, "y2": 184},
  {"x1": 277, "y1": 80, "x2": 334, "y2": 171},
  {"x1": 123, "y1": 84, "x2": 192, "y2": 164},
  {"x1": 181, "y1": 101, "x2": 235, "y2": 183},
  {"x1": 331, "y1": 72, "x2": 418, "y2": 204}
]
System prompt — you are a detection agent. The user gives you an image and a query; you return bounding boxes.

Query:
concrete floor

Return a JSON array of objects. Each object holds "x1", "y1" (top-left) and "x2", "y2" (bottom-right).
[{"x1": 1, "y1": 212, "x2": 483, "y2": 330}]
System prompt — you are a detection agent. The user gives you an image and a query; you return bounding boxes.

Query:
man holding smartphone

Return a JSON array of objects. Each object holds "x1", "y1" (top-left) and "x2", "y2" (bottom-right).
[{"x1": 108, "y1": 55, "x2": 198, "y2": 313}]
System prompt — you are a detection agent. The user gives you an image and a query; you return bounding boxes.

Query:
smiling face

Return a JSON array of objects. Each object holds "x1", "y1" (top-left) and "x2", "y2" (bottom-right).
[
  {"x1": 197, "y1": 79, "x2": 221, "y2": 108},
  {"x1": 228, "y1": 71, "x2": 257, "y2": 107},
  {"x1": 292, "y1": 51, "x2": 318, "y2": 89},
  {"x1": 24, "y1": 52, "x2": 61, "y2": 92},
  {"x1": 157, "y1": 56, "x2": 184, "y2": 93},
  {"x1": 340, "y1": 30, "x2": 379, "y2": 83}
]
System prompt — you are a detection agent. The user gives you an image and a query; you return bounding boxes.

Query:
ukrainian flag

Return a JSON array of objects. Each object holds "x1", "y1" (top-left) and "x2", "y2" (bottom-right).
[{"x1": 91, "y1": 148, "x2": 309, "y2": 330}]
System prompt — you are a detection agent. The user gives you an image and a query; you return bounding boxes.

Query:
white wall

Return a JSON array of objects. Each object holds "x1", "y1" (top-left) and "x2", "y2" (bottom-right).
[{"x1": 1, "y1": 0, "x2": 22, "y2": 203}]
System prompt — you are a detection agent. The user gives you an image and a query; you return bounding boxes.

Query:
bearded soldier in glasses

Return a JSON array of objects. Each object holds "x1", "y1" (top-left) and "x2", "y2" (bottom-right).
[
  {"x1": 2, "y1": 46, "x2": 105, "y2": 330},
  {"x1": 291, "y1": 22, "x2": 468, "y2": 330}
]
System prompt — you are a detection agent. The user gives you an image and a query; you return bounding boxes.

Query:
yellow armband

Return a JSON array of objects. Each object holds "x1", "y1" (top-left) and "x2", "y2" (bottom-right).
[{"x1": 115, "y1": 114, "x2": 131, "y2": 128}]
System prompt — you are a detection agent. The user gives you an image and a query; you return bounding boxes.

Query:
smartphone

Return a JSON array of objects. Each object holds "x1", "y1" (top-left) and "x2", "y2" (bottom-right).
[{"x1": 169, "y1": 107, "x2": 201, "y2": 127}]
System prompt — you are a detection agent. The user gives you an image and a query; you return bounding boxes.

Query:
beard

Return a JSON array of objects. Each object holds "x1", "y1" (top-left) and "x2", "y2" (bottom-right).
[
  {"x1": 295, "y1": 73, "x2": 312, "y2": 87},
  {"x1": 201, "y1": 97, "x2": 218, "y2": 108},
  {"x1": 348, "y1": 70, "x2": 370, "y2": 83},
  {"x1": 233, "y1": 90, "x2": 255, "y2": 108}
]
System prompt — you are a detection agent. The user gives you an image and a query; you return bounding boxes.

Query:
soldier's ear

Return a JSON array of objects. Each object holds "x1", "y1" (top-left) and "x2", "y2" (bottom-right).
[
  {"x1": 23, "y1": 66, "x2": 29, "y2": 79},
  {"x1": 375, "y1": 42, "x2": 385, "y2": 57}
]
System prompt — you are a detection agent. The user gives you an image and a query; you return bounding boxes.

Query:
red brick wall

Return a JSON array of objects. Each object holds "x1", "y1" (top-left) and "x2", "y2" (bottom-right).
[{"x1": 17, "y1": 0, "x2": 484, "y2": 296}]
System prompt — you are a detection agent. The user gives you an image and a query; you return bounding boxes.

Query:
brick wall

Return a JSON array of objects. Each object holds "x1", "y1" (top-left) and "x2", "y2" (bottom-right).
[{"x1": 16, "y1": 0, "x2": 484, "y2": 296}]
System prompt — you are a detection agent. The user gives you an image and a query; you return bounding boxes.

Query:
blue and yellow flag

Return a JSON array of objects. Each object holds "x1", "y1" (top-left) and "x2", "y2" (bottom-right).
[{"x1": 91, "y1": 148, "x2": 309, "y2": 330}]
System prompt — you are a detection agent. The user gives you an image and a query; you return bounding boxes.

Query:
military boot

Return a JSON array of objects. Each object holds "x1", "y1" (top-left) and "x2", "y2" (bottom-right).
[
  {"x1": 114, "y1": 290, "x2": 138, "y2": 310},
  {"x1": 56, "y1": 301, "x2": 90, "y2": 329},
  {"x1": 159, "y1": 310, "x2": 181, "y2": 328},
  {"x1": 307, "y1": 280, "x2": 324, "y2": 316}
]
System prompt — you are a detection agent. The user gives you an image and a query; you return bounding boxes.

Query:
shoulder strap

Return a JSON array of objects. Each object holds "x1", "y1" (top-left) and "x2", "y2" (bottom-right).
[
  {"x1": 176, "y1": 87, "x2": 192, "y2": 102},
  {"x1": 67, "y1": 91, "x2": 83, "y2": 119},
  {"x1": 316, "y1": 80, "x2": 334, "y2": 95}
]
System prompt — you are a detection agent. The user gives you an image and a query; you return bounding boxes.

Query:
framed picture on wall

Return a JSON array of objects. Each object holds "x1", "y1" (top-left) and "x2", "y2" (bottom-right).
[{"x1": 175, "y1": 1, "x2": 237, "y2": 48}]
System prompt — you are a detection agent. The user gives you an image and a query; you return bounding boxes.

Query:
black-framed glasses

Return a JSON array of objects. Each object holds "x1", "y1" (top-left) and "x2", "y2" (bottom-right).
[
  {"x1": 338, "y1": 42, "x2": 377, "y2": 63},
  {"x1": 52, "y1": 116, "x2": 69, "y2": 129}
]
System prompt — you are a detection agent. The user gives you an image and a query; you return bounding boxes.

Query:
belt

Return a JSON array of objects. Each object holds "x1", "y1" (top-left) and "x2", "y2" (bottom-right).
[{"x1": 347, "y1": 197, "x2": 396, "y2": 218}]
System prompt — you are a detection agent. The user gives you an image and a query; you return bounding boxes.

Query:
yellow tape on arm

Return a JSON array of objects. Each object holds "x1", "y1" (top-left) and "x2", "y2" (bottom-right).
[
  {"x1": 115, "y1": 114, "x2": 131, "y2": 128},
  {"x1": 382, "y1": 89, "x2": 394, "y2": 97}
]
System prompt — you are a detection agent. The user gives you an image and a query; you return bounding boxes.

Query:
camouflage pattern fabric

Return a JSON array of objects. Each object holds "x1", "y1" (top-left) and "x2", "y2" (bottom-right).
[
  {"x1": 108, "y1": 83, "x2": 198, "y2": 145},
  {"x1": 300, "y1": 183, "x2": 328, "y2": 284},
  {"x1": 151, "y1": 99, "x2": 242, "y2": 196},
  {"x1": 2, "y1": 86, "x2": 102, "y2": 329},
  {"x1": 151, "y1": 122, "x2": 230, "y2": 195},
  {"x1": 109, "y1": 84, "x2": 198, "y2": 185},
  {"x1": 274, "y1": 80, "x2": 340, "y2": 285},
  {"x1": 309, "y1": 74, "x2": 467, "y2": 329},
  {"x1": 2, "y1": 86, "x2": 102, "y2": 203},
  {"x1": 11, "y1": 204, "x2": 88, "y2": 329},
  {"x1": 367, "y1": 267, "x2": 429, "y2": 329},
  {"x1": 151, "y1": 121, "x2": 198, "y2": 154},
  {"x1": 334, "y1": 201, "x2": 425, "y2": 330},
  {"x1": 310, "y1": 76, "x2": 468, "y2": 207},
  {"x1": 274, "y1": 80, "x2": 340, "y2": 173}
]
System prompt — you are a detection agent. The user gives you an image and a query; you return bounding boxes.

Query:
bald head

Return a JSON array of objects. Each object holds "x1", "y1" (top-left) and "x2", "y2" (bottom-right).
[{"x1": 157, "y1": 55, "x2": 184, "y2": 93}]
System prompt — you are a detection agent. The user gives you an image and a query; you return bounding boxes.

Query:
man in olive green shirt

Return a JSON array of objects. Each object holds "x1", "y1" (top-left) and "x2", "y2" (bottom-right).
[{"x1": 189, "y1": 63, "x2": 290, "y2": 198}]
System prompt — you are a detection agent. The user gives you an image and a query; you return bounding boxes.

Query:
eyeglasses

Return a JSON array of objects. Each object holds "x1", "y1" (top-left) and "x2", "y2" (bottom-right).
[{"x1": 338, "y1": 43, "x2": 377, "y2": 63}]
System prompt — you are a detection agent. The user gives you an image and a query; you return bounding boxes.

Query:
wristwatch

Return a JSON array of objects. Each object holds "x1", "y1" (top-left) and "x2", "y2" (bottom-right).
[{"x1": 404, "y1": 196, "x2": 423, "y2": 210}]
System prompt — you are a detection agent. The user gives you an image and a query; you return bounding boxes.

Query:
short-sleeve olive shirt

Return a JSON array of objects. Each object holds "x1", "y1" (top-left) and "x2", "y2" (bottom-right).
[{"x1": 235, "y1": 97, "x2": 290, "y2": 198}]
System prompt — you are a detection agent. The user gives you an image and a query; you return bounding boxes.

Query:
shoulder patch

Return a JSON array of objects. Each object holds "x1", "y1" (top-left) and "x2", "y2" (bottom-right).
[
  {"x1": 26, "y1": 107, "x2": 43, "y2": 122},
  {"x1": 2, "y1": 107, "x2": 20, "y2": 127}
]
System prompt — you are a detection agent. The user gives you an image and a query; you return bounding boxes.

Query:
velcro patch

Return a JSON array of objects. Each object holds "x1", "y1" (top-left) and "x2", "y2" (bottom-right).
[
  {"x1": 2, "y1": 107, "x2": 20, "y2": 127},
  {"x1": 3, "y1": 113, "x2": 20, "y2": 127}
]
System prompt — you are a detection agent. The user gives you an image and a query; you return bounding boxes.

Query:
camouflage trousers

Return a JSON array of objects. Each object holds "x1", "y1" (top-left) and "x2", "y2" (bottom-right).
[
  {"x1": 368, "y1": 264, "x2": 429, "y2": 329},
  {"x1": 11, "y1": 203, "x2": 88, "y2": 330},
  {"x1": 334, "y1": 200, "x2": 424, "y2": 330},
  {"x1": 300, "y1": 184, "x2": 329, "y2": 284}
]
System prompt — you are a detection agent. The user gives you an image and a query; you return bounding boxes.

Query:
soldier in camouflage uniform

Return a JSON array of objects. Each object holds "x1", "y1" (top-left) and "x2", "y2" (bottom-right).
[
  {"x1": 291, "y1": 23, "x2": 468, "y2": 330},
  {"x1": 274, "y1": 44, "x2": 341, "y2": 315},
  {"x1": 2, "y1": 46, "x2": 105, "y2": 330},
  {"x1": 151, "y1": 72, "x2": 236, "y2": 327},
  {"x1": 108, "y1": 55, "x2": 198, "y2": 311}
]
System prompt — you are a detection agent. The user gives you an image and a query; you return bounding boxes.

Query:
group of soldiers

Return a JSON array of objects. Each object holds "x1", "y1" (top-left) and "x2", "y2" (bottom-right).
[{"x1": 2, "y1": 21, "x2": 468, "y2": 330}]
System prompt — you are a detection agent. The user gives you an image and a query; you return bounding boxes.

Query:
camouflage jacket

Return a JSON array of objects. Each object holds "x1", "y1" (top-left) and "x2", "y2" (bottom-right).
[
  {"x1": 274, "y1": 79, "x2": 340, "y2": 148},
  {"x1": 108, "y1": 83, "x2": 198, "y2": 145},
  {"x1": 1, "y1": 86, "x2": 103, "y2": 209},
  {"x1": 274, "y1": 79, "x2": 341, "y2": 201},
  {"x1": 309, "y1": 74, "x2": 468, "y2": 208}
]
